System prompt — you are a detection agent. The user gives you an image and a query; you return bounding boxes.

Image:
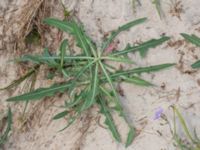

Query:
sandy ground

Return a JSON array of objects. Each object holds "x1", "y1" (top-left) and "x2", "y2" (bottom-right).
[{"x1": 0, "y1": 0, "x2": 200, "y2": 150}]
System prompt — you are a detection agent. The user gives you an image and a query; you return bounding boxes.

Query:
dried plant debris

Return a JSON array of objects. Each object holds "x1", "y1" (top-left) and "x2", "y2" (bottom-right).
[
  {"x1": 2, "y1": 17, "x2": 174, "y2": 147},
  {"x1": 169, "y1": 0, "x2": 183, "y2": 20},
  {"x1": 132, "y1": 0, "x2": 165, "y2": 19}
]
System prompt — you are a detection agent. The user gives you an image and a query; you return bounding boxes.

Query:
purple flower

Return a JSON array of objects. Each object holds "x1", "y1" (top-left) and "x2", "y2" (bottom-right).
[{"x1": 153, "y1": 107, "x2": 164, "y2": 120}]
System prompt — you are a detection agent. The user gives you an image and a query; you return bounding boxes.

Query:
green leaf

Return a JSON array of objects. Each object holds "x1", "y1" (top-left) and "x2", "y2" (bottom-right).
[
  {"x1": 19, "y1": 54, "x2": 44, "y2": 64},
  {"x1": 99, "y1": 61, "x2": 123, "y2": 114},
  {"x1": 71, "y1": 20, "x2": 91, "y2": 56},
  {"x1": 53, "y1": 110, "x2": 68, "y2": 120},
  {"x1": 181, "y1": 33, "x2": 200, "y2": 47},
  {"x1": 38, "y1": 55, "x2": 94, "y2": 61},
  {"x1": 7, "y1": 82, "x2": 71, "y2": 102},
  {"x1": 99, "y1": 86, "x2": 115, "y2": 102},
  {"x1": 102, "y1": 56, "x2": 135, "y2": 64},
  {"x1": 191, "y1": 60, "x2": 200, "y2": 68},
  {"x1": 59, "y1": 39, "x2": 68, "y2": 68},
  {"x1": 43, "y1": 18, "x2": 74, "y2": 34},
  {"x1": 85, "y1": 36, "x2": 97, "y2": 57},
  {"x1": 0, "y1": 108, "x2": 12, "y2": 146},
  {"x1": 66, "y1": 88, "x2": 88, "y2": 108},
  {"x1": 125, "y1": 127, "x2": 136, "y2": 147},
  {"x1": 43, "y1": 48, "x2": 59, "y2": 67},
  {"x1": 111, "y1": 36, "x2": 170, "y2": 57},
  {"x1": 152, "y1": 0, "x2": 164, "y2": 19},
  {"x1": 19, "y1": 48, "x2": 59, "y2": 67},
  {"x1": 102, "y1": 18, "x2": 147, "y2": 51},
  {"x1": 109, "y1": 63, "x2": 175, "y2": 79},
  {"x1": 98, "y1": 98, "x2": 121, "y2": 142},
  {"x1": 120, "y1": 75, "x2": 153, "y2": 86},
  {"x1": 81, "y1": 63, "x2": 99, "y2": 111},
  {"x1": 68, "y1": 59, "x2": 96, "y2": 93},
  {"x1": 45, "y1": 18, "x2": 95, "y2": 57}
]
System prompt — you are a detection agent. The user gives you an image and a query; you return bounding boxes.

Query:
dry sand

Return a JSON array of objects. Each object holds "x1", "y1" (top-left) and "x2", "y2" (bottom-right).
[{"x1": 0, "y1": 0, "x2": 200, "y2": 150}]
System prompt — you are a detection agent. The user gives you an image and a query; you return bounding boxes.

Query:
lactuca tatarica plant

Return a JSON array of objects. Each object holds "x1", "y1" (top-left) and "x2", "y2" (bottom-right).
[{"x1": 4, "y1": 17, "x2": 174, "y2": 146}]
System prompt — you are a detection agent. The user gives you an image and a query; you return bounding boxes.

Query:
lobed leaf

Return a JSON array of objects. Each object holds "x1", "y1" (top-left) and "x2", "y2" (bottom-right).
[
  {"x1": 102, "y1": 18, "x2": 147, "y2": 51},
  {"x1": 71, "y1": 20, "x2": 92, "y2": 56},
  {"x1": 98, "y1": 98, "x2": 121, "y2": 142},
  {"x1": 19, "y1": 48, "x2": 59, "y2": 67},
  {"x1": 43, "y1": 18, "x2": 74, "y2": 34},
  {"x1": 111, "y1": 36, "x2": 170, "y2": 57},
  {"x1": 108, "y1": 63, "x2": 175, "y2": 80}
]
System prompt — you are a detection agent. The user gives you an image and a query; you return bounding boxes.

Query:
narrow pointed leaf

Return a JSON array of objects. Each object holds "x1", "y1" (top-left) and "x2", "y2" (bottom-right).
[
  {"x1": 173, "y1": 106, "x2": 196, "y2": 143},
  {"x1": 7, "y1": 82, "x2": 71, "y2": 102},
  {"x1": 60, "y1": 39, "x2": 68, "y2": 68},
  {"x1": 103, "y1": 56, "x2": 135, "y2": 64},
  {"x1": 43, "y1": 18, "x2": 74, "y2": 33},
  {"x1": 53, "y1": 110, "x2": 68, "y2": 120},
  {"x1": 81, "y1": 63, "x2": 99, "y2": 110},
  {"x1": 181, "y1": 33, "x2": 200, "y2": 47},
  {"x1": 19, "y1": 55, "x2": 44, "y2": 64},
  {"x1": 71, "y1": 20, "x2": 91, "y2": 56},
  {"x1": 191, "y1": 60, "x2": 200, "y2": 68},
  {"x1": 98, "y1": 98, "x2": 121, "y2": 142},
  {"x1": 125, "y1": 127, "x2": 136, "y2": 147},
  {"x1": 152, "y1": 0, "x2": 164, "y2": 19},
  {"x1": 120, "y1": 75, "x2": 153, "y2": 86},
  {"x1": 99, "y1": 61, "x2": 123, "y2": 114}
]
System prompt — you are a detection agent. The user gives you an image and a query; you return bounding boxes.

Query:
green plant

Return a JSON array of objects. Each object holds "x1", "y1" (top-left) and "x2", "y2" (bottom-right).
[
  {"x1": 152, "y1": 0, "x2": 165, "y2": 19},
  {"x1": 181, "y1": 33, "x2": 200, "y2": 69},
  {"x1": 3, "y1": 17, "x2": 174, "y2": 146},
  {"x1": 172, "y1": 106, "x2": 200, "y2": 150},
  {"x1": 0, "y1": 108, "x2": 12, "y2": 147},
  {"x1": 132, "y1": 0, "x2": 164, "y2": 19}
]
